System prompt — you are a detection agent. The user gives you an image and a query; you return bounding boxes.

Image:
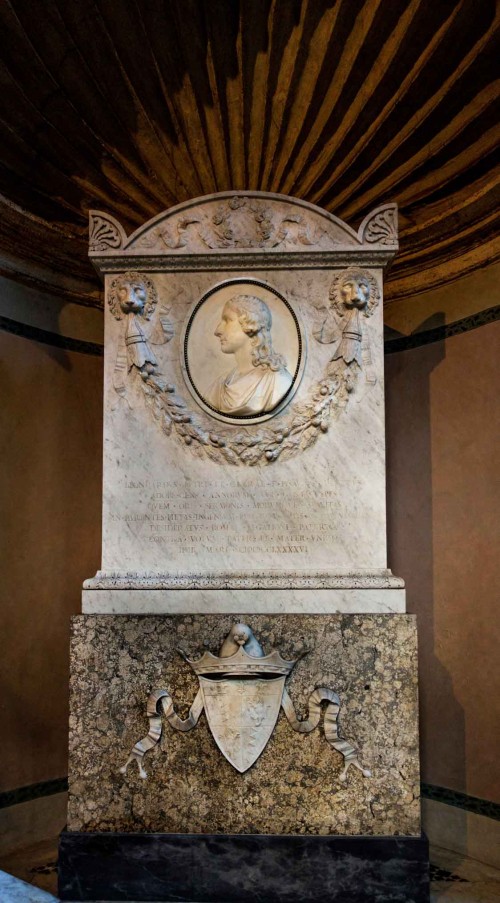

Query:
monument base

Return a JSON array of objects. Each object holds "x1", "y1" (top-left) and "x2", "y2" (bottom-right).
[
  {"x1": 68, "y1": 614, "x2": 420, "y2": 836},
  {"x1": 58, "y1": 830, "x2": 430, "y2": 902}
]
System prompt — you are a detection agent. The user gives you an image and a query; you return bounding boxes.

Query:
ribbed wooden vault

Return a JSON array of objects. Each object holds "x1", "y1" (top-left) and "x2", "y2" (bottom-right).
[{"x1": 0, "y1": 0, "x2": 498, "y2": 308}]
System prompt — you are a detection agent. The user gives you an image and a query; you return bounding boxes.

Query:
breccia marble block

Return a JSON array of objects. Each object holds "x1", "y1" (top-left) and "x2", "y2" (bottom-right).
[{"x1": 67, "y1": 613, "x2": 420, "y2": 836}]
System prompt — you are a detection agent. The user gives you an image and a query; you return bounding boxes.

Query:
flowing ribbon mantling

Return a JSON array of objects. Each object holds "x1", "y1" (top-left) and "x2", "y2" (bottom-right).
[
  {"x1": 281, "y1": 688, "x2": 371, "y2": 782},
  {"x1": 112, "y1": 350, "x2": 130, "y2": 405},
  {"x1": 137, "y1": 357, "x2": 357, "y2": 466},
  {"x1": 120, "y1": 689, "x2": 203, "y2": 779},
  {"x1": 361, "y1": 333, "x2": 377, "y2": 386}
]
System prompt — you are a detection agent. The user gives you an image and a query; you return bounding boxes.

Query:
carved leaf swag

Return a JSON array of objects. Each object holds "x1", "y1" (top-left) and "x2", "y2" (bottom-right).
[{"x1": 136, "y1": 359, "x2": 356, "y2": 466}]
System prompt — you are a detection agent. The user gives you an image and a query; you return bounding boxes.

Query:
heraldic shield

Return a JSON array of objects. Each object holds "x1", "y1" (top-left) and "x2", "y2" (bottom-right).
[
  {"x1": 199, "y1": 675, "x2": 286, "y2": 772},
  {"x1": 120, "y1": 623, "x2": 371, "y2": 783},
  {"x1": 189, "y1": 640, "x2": 297, "y2": 772}
]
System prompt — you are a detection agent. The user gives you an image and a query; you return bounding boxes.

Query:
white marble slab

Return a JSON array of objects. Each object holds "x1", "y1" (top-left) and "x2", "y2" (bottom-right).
[
  {"x1": 88, "y1": 194, "x2": 401, "y2": 614},
  {"x1": 82, "y1": 587, "x2": 406, "y2": 614},
  {"x1": 102, "y1": 267, "x2": 388, "y2": 575}
]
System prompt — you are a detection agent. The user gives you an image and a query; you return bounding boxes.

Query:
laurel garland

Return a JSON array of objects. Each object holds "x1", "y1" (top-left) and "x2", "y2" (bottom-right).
[{"x1": 137, "y1": 358, "x2": 357, "y2": 466}]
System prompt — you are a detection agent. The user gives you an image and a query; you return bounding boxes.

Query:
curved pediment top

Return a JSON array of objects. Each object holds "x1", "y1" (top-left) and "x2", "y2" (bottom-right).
[{"x1": 89, "y1": 192, "x2": 398, "y2": 258}]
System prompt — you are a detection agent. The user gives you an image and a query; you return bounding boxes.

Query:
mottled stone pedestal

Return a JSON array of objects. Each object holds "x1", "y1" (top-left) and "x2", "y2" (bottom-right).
[
  {"x1": 66, "y1": 614, "x2": 420, "y2": 835},
  {"x1": 61, "y1": 613, "x2": 428, "y2": 900}
]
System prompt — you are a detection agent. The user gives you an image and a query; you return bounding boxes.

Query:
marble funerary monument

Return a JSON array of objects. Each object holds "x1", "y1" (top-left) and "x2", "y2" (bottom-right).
[{"x1": 58, "y1": 192, "x2": 429, "y2": 902}]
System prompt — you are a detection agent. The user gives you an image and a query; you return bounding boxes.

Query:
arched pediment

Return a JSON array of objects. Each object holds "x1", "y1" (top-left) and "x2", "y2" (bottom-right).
[{"x1": 89, "y1": 192, "x2": 397, "y2": 273}]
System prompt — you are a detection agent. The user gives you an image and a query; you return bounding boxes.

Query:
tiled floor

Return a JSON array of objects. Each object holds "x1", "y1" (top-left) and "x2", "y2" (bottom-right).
[
  {"x1": 430, "y1": 846, "x2": 500, "y2": 902},
  {"x1": 0, "y1": 840, "x2": 58, "y2": 898},
  {"x1": 0, "y1": 838, "x2": 499, "y2": 901}
]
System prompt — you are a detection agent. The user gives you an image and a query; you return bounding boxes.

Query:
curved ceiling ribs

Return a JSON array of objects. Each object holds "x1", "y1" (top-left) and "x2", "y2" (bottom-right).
[{"x1": 0, "y1": 0, "x2": 498, "y2": 306}]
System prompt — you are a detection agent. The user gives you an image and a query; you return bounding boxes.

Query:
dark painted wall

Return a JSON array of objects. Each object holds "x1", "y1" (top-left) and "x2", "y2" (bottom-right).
[
  {"x1": 0, "y1": 330, "x2": 102, "y2": 791},
  {"x1": 386, "y1": 319, "x2": 500, "y2": 803}
]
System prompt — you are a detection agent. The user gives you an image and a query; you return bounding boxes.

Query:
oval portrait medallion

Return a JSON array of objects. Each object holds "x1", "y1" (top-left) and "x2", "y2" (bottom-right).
[{"x1": 182, "y1": 279, "x2": 304, "y2": 424}]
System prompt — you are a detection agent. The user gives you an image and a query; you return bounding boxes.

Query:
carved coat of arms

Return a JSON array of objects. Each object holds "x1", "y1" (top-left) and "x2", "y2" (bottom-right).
[
  {"x1": 190, "y1": 641, "x2": 295, "y2": 772},
  {"x1": 121, "y1": 624, "x2": 371, "y2": 781}
]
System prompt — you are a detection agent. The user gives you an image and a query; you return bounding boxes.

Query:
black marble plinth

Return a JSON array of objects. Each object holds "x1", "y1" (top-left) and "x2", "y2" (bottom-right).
[{"x1": 58, "y1": 830, "x2": 430, "y2": 902}]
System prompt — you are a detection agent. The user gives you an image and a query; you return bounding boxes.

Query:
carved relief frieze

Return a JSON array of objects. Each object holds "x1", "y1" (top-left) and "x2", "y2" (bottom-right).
[
  {"x1": 131, "y1": 195, "x2": 330, "y2": 254},
  {"x1": 202, "y1": 195, "x2": 275, "y2": 248},
  {"x1": 199, "y1": 195, "x2": 326, "y2": 250},
  {"x1": 95, "y1": 249, "x2": 395, "y2": 273},
  {"x1": 108, "y1": 269, "x2": 381, "y2": 464},
  {"x1": 120, "y1": 623, "x2": 371, "y2": 779},
  {"x1": 134, "y1": 216, "x2": 202, "y2": 251},
  {"x1": 89, "y1": 199, "x2": 399, "y2": 279},
  {"x1": 84, "y1": 571, "x2": 406, "y2": 590}
]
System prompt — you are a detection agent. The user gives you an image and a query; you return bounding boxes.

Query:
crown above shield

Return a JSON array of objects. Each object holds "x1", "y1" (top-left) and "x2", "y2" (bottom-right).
[{"x1": 184, "y1": 645, "x2": 297, "y2": 678}]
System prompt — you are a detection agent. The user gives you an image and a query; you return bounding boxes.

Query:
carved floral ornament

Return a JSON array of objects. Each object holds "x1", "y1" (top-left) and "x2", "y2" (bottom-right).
[
  {"x1": 108, "y1": 269, "x2": 380, "y2": 465},
  {"x1": 134, "y1": 195, "x2": 327, "y2": 252},
  {"x1": 89, "y1": 212, "x2": 127, "y2": 252},
  {"x1": 362, "y1": 207, "x2": 398, "y2": 245}
]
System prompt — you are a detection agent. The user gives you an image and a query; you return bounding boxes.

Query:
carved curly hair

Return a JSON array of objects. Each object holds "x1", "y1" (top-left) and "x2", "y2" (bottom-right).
[{"x1": 226, "y1": 294, "x2": 287, "y2": 371}]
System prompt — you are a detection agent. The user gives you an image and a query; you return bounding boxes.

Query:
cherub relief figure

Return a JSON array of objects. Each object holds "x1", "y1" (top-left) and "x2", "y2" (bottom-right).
[
  {"x1": 315, "y1": 267, "x2": 379, "y2": 368},
  {"x1": 108, "y1": 272, "x2": 173, "y2": 403},
  {"x1": 207, "y1": 294, "x2": 293, "y2": 416}
]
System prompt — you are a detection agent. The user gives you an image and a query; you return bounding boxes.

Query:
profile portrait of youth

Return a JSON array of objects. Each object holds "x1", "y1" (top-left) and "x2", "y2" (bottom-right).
[{"x1": 207, "y1": 294, "x2": 293, "y2": 416}]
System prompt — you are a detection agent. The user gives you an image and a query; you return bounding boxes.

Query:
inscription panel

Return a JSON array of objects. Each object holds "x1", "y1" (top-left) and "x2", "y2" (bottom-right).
[{"x1": 114, "y1": 477, "x2": 339, "y2": 557}]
